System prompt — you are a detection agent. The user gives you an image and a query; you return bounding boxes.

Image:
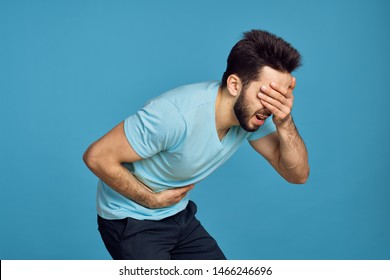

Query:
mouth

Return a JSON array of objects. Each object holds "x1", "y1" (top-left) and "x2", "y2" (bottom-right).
[
  {"x1": 254, "y1": 114, "x2": 267, "y2": 126},
  {"x1": 253, "y1": 110, "x2": 272, "y2": 126},
  {"x1": 255, "y1": 114, "x2": 266, "y2": 121}
]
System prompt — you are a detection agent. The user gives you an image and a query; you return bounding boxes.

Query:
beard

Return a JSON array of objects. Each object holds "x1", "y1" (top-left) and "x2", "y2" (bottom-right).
[{"x1": 234, "y1": 88, "x2": 271, "y2": 132}]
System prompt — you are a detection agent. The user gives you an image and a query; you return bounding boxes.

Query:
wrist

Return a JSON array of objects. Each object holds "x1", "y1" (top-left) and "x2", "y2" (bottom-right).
[
  {"x1": 139, "y1": 187, "x2": 160, "y2": 209},
  {"x1": 130, "y1": 179, "x2": 159, "y2": 209},
  {"x1": 146, "y1": 193, "x2": 160, "y2": 209},
  {"x1": 275, "y1": 115, "x2": 294, "y2": 131}
]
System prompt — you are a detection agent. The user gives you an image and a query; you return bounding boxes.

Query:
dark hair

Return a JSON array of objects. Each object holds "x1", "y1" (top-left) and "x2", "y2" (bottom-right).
[{"x1": 221, "y1": 29, "x2": 302, "y2": 88}]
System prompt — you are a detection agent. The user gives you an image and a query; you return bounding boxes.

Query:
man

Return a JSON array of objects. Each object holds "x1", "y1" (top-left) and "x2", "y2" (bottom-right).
[{"x1": 83, "y1": 29, "x2": 309, "y2": 260}]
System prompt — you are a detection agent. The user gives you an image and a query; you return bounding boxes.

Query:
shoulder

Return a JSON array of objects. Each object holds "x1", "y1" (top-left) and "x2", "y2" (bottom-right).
[{"x1": 157, "y1": 81, "x2": 221, "y2": 113}]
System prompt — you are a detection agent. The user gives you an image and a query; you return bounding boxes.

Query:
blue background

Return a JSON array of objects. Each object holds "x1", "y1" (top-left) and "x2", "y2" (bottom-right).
[{"x1": 1, "y1": 0, "x2": 389, "y2": 260}]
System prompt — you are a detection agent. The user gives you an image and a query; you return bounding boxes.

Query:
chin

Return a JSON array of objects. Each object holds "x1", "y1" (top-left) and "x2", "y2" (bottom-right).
[{"x1": 241, "y1": 123, "x2": 259, "y2": 132}]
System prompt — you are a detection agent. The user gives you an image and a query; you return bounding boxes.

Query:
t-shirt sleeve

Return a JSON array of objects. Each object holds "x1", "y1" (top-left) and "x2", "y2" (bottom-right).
[
  {"x1": 247, "y1": 117, "x2": 276, "y2": 141},
  {"x1": 123, "y1": 98, "x2": 186, "y2": 158}
]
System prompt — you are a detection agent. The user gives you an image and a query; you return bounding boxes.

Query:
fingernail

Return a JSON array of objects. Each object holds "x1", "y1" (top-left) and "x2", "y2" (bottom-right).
[
  {"x1": 258, "y1": 92, "x2": 265, "y2": 98},
  {"x1": 261, "y1": 85, "x2": 267, "y2": 91},
  {"x1": 271, "y1": 82, "x2": 276, "y2": 87}
]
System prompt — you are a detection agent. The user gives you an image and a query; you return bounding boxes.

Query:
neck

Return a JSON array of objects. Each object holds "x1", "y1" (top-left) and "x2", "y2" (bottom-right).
[{"x1": 215, "y1": 86, "x2": 239, "y2": 139}]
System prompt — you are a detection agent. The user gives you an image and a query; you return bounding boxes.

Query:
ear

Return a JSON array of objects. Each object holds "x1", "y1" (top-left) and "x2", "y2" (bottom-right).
[{"x1": 226, "y1": 74, "x2": 242, "y2": 97}]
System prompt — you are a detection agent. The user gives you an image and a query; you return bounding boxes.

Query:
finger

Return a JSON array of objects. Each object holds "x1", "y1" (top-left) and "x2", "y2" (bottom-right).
[
  {"x1": 158, "y1": 189, "x2": 189, "y2": 206},
  {"x1": 174, "y1": 189, "x2": 191, "y2": 201},
  {"x1": 174, "y1": 184, "x2": 195, "y2": 195},
  {"x1": 259, "y1": 87, "x2": 285, "y2": 110},
  {"x1": 178, "y1": 192, "x2": 188, "y2": 199},
  {"x1": 259, "y1": 85, "x2": 286, "y2": 105},
  {"x1": 260, "y1": 99, "x2": 291, "y2": 115},
  {"x1": 269, "y1": 82, "x2": 289, "y2": 96},
  {"x1": 181, "y1": 184, "x2": 195, "y2": 191},
  {"x1": 260, "y1": 99, "x2": 278, "y2": 115}
]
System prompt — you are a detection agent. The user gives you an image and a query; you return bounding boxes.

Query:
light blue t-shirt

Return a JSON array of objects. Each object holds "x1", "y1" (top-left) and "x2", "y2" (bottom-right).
[{"x1": 97, "y1": 81, "x2": 276, "y2": 220}]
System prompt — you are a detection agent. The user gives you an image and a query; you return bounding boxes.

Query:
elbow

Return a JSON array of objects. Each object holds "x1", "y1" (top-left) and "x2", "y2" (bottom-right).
[
  {"x1": 83, "y1": 144, "x2": 100, "y2": 173},
  {"x1": 285, "y1": 167, "x2": 310, "y2": 185},
  {"x1": 289, "y1": 175, "x2": 309, "y2": 184}
]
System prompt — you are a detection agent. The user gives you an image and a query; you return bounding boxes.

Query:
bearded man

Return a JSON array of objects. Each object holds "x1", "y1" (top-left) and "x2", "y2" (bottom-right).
[{"x1": 83, "y1": 29, "x2": 310, "y2": 260}]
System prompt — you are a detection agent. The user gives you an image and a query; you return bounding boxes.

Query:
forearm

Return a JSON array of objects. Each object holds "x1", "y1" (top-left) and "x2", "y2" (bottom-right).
[
  {"x1": 276, "y1": 116, "x2": 309, "y2": 183},
  {"x1": 83, "y1": 121, "x2": 194, "y2": 208},
  {"x1": 85, "y1": 158, "x2": 158, "y2": 208}
]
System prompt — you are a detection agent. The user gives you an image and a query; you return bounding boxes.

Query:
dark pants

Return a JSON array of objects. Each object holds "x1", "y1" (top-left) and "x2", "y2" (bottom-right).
[{"x1": 97, "y1": 201, "x2": 226, "y2": 260}]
